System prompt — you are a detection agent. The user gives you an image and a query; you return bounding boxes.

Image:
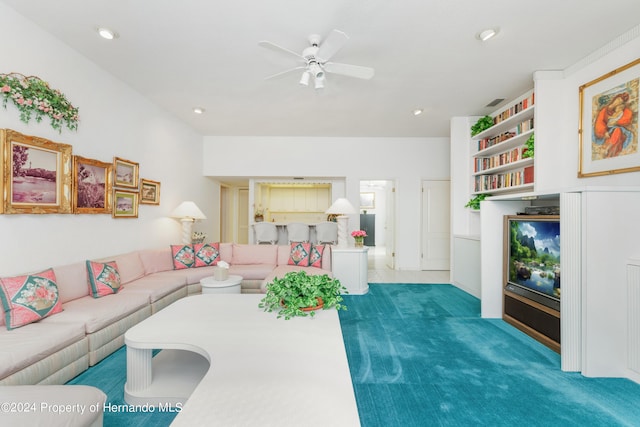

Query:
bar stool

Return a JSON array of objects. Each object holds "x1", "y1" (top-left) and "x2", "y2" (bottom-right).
[
  {"x1": 315, "y1": 221, "x2": 338, "y2": 245},
  {"x1": 254, "y1": 222, "x2": 278, "y2": 244},
  {"x1": 286, "y1": 222, "x2": 310, "y2": 243}
]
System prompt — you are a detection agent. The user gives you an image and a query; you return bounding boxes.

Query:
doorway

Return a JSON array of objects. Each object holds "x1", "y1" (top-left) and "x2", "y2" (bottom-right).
[
  {"x1": 359, "y1": 180, "x2": 396, "y2": 270},
  {"x1": 420, "y1": 180, "x2": 450, "y2": 270}
]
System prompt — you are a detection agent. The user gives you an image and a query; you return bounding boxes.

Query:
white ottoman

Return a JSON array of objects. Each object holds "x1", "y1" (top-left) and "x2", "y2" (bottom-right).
[
  {"x1": 200, "y1": 275, "x2": 242, "y2": 294},
  {"x1": 0, "y1": 385, "x2": 107, "y2": 427}
]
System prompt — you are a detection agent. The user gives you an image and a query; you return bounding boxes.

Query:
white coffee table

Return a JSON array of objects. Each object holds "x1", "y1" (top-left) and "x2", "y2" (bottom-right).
[
  {"x1": 200, "y1": 274, "x2": 242, "y2": 294},
  {"x1": 124, "y1": 294, "x2": 360, "y2": 426}
]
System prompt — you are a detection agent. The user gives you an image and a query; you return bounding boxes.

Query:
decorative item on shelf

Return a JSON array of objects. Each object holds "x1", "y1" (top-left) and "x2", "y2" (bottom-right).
[
  {"x1": 170, "y1": 201, "x2": 207, "y2": 244},
  {"x1": 254, "y1": 208, "x2": 264, "y2": 222},
  {"x1": 0, "y1": 73, "x2": 79, "y2": 132},
  {"x1": 465, "y1": 193, "x2": 491, "y2": 210},
  {"x1": 325, "y1": 198, "x2": 356, "y2": 247},
  {"x1": 351, "y1": 230, "x2": 367, "y2": 247},
  {"x1": 523, "y1": 133, "x2": 535, "y2": 158},
  {"x1": 191, "y1": 231, "x2": 207, "y2": 244},
  {"x1": 259, "y1": 270, "x2": 347, "y2": 320},
  {"x1": 470, "y1": 115, "x2": 494, "y2": 136}
]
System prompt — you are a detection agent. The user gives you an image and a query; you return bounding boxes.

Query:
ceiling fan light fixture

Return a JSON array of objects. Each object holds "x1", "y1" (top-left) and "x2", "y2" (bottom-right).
[
  {"x1": 314, "y1": 76, "x2": 325, "y2": 90},
  {"x1": 309, "y1": 62, "x2": 324, "y2": 79},
  {"x1": 299, "y1": 71, "x2": 310, "y2": 86},
  {"x1": 477, "y1": 28, "x2": 499, "y2": 42}
]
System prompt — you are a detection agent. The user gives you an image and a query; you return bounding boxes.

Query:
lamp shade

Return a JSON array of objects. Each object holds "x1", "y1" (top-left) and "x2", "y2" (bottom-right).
[
  {"x1": 170, "y1": 201, "x2": 206, "y2": 220},
  {"x1": 325, "y1": 198, "x2": 356, "y2": 215}
]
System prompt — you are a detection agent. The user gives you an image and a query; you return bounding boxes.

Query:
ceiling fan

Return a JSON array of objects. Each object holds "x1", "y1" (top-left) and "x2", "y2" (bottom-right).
[{"x1": 258, "y1": 29, "x2": 375, "y2": 90}]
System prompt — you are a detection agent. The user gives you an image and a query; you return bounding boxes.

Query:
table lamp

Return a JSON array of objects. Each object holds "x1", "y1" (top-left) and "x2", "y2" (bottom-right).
[
  {"x1": 325, "y1": 198, "x2": 356, "y2": 247},
  {"x1": 170, "y1": 201, "x2": 206, "y2": 244}
]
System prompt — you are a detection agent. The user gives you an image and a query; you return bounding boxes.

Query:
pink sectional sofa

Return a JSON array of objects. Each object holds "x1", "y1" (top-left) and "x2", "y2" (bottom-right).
[{"x1": 0, "y1": 243, "x2": 332, "y2": 386}]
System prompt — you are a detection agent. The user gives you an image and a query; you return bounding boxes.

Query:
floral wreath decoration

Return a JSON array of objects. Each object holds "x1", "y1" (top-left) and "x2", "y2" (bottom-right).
[{"x1": 0, "y1": 72, "x2": 79, "y2": 132}]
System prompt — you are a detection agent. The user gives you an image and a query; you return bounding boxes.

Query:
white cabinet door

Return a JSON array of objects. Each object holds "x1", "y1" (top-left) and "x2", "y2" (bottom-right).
[{"x1": 421, "y1": 180, "x2": 450, "y2": 270}]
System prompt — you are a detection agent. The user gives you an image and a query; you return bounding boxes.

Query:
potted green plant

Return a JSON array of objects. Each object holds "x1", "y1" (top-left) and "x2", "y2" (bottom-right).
[
  {"x1": 470, "y1": 115, "x2": 494, "y2": 136},
  {"x1": 523, "y1": 133, "x2": 534, "y2": 158},
  {"x1": 259, "y1": 270, "x2": 348, "y2": 320},
  {"x1": 465, "y1": 193, "x2": 491, "y2": 210}
]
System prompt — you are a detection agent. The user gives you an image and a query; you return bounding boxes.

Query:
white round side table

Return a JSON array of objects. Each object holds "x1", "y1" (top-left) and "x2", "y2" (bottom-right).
[{"x1": 200, "y1": 275, "x2": 242, "y2": 294}]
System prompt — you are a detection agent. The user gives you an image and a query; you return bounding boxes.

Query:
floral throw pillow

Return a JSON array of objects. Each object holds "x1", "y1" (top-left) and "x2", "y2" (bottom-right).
[
  {"x1": 86, "y1": 260, "x2": 122, "y2": 298},
  {"x1": 193, "y1": 242, "x2": 220, "y2": 267},
  {"x1": 171, "y1": 244, "x2": 195, "y2": 269},
  {"x1": 0, "y1": 268, "x2": 64, "y2": 330},
  {"x1": 288, "y1": 242, "x2": 311, "y2": 267},
  {"x1": 309, "y1": 244, "x2": 325, "y2": 268}
]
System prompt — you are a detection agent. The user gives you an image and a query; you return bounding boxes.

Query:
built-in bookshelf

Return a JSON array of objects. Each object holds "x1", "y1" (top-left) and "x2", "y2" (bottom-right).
[{"x1": 471, "y1": 90, "x2": 535, "y2": 195}]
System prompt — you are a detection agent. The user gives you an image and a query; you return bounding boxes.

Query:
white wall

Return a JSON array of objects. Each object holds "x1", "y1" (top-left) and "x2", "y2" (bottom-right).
[
  {"x1": 0, "y1": 3, "x2": 214, "y2": 275},
  {"x1": 203, "y1": 136, "x2": 450, "y2": 270}
]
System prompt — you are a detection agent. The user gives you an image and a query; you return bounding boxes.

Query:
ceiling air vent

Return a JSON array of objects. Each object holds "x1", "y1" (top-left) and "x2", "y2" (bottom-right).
[{"x1": 486, "y1": 98, "x2": 505, "y2": 107}]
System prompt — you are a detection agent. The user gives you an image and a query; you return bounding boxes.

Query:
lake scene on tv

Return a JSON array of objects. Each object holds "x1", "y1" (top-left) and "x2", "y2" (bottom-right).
[{"x1": 508, "y1": 219, "x2": 560, "y2": 301}]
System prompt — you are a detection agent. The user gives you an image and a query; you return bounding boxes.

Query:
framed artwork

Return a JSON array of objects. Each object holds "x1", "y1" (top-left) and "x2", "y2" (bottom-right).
[
  {"x1": 113, "y1": 157, "x2": 139, "y2": 188},
  {"x1": 72, "y1": 156, "x2": 113, "y2": 214},
  {"x1": 578, "y1": 58, "x2": 640, "y2": 177},
  {"x1": 140, "y1": 178, "x2": 160, "y2": 205},
  {"x1": 113, "y1": 189, "x2": 139, "y2": 218},
  {"x1": 360, "y1": 192, "x2": 375, "y2": 209},
  {"x1": 1, "y1": 129, "x2": 72, "y2": 214}
]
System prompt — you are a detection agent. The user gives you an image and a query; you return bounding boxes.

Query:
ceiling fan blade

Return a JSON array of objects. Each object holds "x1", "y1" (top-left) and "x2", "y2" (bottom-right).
[
  {"x1": 316, "y1": 29, "x2": 349, "y2": 62},
  {"x1": 264, "y1": 66, "x2": 307, "y2": 80},
  {"x1": 324, "y1": 62, "x2": 375, "y2": 80},
  {"x1": 258, "y1": 40, "x2": 304, "y2": 60}
]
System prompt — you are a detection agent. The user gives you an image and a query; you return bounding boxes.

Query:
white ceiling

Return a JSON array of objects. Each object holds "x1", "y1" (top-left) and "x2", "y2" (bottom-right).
[{"x1": 3, "y1": 0, "x2": 640, "y2": 138}]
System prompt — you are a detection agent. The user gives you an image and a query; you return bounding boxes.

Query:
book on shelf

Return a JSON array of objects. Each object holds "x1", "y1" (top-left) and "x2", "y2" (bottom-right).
[
  {"x1": 477, "y1": 117, "x2": 534, "y2": 151},
  {"x1": 474, "y1": 146, "x2": 526, "y2": 173},
  {"x1": 473, "y1": 166, "x2": 533, "y2": 192},
  {"x1": 493, "y1": 92, "x2": 535, "y2": 125}
]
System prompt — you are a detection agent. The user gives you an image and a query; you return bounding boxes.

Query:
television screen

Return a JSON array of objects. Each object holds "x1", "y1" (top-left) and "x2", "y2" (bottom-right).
[{"x1": 505, "y1": 215, "x2": 560, "y2": 309}]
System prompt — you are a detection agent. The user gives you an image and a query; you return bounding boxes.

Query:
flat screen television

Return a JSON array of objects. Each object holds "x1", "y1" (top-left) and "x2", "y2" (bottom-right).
[{"x1": 504, "y1": 215, "x2": 560, "y2": 312}]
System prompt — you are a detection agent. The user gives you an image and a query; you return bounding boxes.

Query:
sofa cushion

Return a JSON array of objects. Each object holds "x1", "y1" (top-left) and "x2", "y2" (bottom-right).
[
  {"x1": 139, "y1": 247, "x2": 174, "y2": 274},
  {"x1": 125, "y1": 274, "x2": 188, "y2": 303},
  {"x1": 309, "y1": 244, "x2": 325, "y2": 268},
  {"x1": 43, "y1": 291, "x2": 149, "y2": 334},
  {"x1": 219, "y1": 243, "x2": 233, "y2": 263},
  {"x1": 288, "y1": 242, "x2": 311, "y2": 266},
  {"x1": 97, "y1": 251, "x2": 145, "y2": 285},
  {"x1": 231, "y1": 244, "x2": 277, "y2": 265},
  {"x1": 228, "y1": 264, "x2": 276, "y2": 280},
  {"x1": 0, "y1": 268, "x2": 64, "y2": 330},
  {"x1": 86, "y1": 260, "x2": 122, "y2": 298},
  {"x1": 194, "y1": 242, "x2": 220, "y2": 267},
  {"x1": 0, "y1": 321, "x2": 86, "y2": 379},
  {"x1": 53, "y1": 261, "x2": 89, "y2": 304},
  {"x1": 171, "y1": 245, "x2": 195, "y2": 269}
]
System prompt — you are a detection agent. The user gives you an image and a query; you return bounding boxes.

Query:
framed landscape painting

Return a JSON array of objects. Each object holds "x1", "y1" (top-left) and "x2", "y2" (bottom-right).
[
  {"x1": 579, "y1": 58, "x2": 640, "y2": 177},
  {"x1": 113, "y1": 157, "x2": 139, "y2": 188},
  {"x1": 140, "y1": 178, "x2": 160, "y2": 205},
  {"x1": 1, "y1": 129, "x2": 72, "y2": 214},
  {"x1": 113, "y1": 189, "x2": 139, "y2": 218},
  {"x1": 73, "y1": 156, "x2": 113, "y2": 214}
]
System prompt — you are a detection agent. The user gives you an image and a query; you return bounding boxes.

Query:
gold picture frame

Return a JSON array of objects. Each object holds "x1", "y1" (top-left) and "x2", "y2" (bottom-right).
[
  {"x1": 140, "y1": 178, "x2": 160, "y2": 205},
  {"x1": 1, "y1": 129, "x2": 72, "y2": 214},
  {"x1": 113, "y1": 156, "x2": 139, "y2": 188},
  {"x1": 578, "y1": 58, "x2": 640, "y2": 177},
  {"x1": 72, "y1": 156, "x2": 113, "y2": 214},
  {"x1": 113, "y1": 189, "x2": 139, "y2": 218},
  {"x1": 359, "y1": 192, "x2": 375, "y2": 209}
]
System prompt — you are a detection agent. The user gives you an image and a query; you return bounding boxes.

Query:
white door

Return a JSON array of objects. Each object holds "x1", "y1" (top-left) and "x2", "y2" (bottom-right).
[
  {"x1": 421, "y1": 180, "x2": 450, "y2": 270},
  {"x1": 385, "y1": 182, "x2": 396, "y2": 269},
  {"x1": 237, "y1": 188, "x2": 249, "y2": 244}
]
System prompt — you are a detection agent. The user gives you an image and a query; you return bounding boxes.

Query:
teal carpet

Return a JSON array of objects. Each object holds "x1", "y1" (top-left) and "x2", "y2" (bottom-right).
[
  {"x1": 339, "y1": 284, "x2": 640, "y2": 426},
  {"x1": 67, "y1": 284, "x2": 640, "y2": 426}
]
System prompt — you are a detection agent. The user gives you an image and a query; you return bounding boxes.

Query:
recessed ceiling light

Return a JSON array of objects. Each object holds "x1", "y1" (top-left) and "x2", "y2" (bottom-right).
[
  {"x1": 97, "y1": 27, "x2": 118, "y2": 40},
  {"x1": 477, "y1": 28, "x2": 499, "y2": 42},
  {"x1": 193, "y1": 107, "x2": 205, "y2": 114},
  {"x1": 412, "y1": 109, "x2": 424, "y2": 116}
]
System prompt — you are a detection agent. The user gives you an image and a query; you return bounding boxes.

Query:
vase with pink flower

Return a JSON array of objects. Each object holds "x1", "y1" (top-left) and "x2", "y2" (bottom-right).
[{"x1": 351, "y1": 230, "x2": 367, "y2": 247}]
